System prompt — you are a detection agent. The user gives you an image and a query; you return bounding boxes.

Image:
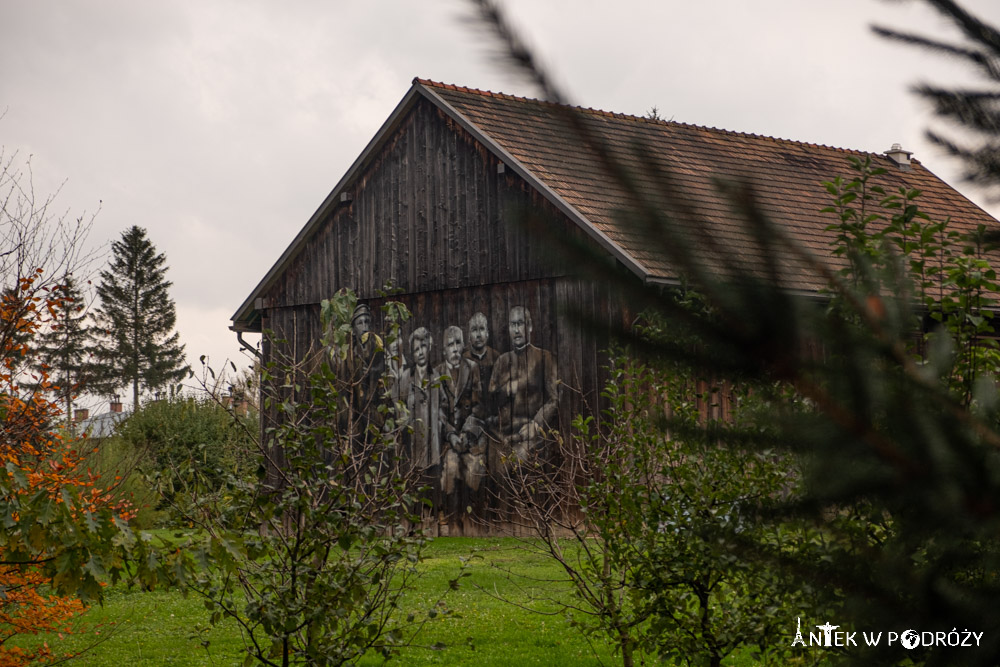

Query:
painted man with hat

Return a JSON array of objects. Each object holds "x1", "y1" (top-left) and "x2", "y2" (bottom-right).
[{"x1": 348, "y1": 302, "x2": 385, "y2": 431}]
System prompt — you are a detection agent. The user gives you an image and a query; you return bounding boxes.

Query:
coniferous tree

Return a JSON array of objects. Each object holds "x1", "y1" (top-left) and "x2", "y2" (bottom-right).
[
  {"x1": 33, "y1": 275, "x2": 91, "y2": 432},
  {"x1": 90, "y1": 226, "x2": 189, "y2": 407}
]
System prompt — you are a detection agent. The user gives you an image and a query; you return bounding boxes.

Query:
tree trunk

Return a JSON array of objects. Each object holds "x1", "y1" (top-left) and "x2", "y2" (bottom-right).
[{"x1": 619, "y1": 627, "x2": 635, "y2": 667}]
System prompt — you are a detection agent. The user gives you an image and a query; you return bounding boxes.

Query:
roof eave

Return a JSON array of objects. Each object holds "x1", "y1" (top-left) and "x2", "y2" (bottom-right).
[{"x1": 644, "y1": 274, "x2": 829, "y2": 300}]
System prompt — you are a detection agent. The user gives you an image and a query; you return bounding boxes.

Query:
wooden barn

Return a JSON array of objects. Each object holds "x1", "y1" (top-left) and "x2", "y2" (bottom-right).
[{"x1": 231, "y1": 78, "x2": 998, "y2": 535}]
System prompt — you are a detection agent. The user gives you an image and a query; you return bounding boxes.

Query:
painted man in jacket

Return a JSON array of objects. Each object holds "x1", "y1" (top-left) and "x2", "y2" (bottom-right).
[
  {"x1": 437, "y1": 325, "x2": 486, "y2": 496},
  {"x1": 487, "y1": 305, "x2": 559, "y2": 471}
]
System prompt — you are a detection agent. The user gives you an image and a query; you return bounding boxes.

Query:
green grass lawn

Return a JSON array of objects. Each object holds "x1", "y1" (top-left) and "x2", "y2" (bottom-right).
[{"x1": 18, "y1": 537, "x2": 625, "y2": 666}]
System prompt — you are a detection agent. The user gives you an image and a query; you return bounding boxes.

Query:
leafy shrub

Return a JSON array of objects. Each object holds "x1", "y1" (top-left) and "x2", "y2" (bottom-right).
[{"x1": 108, "y1": 397, "x2": 256, "y2": 526}]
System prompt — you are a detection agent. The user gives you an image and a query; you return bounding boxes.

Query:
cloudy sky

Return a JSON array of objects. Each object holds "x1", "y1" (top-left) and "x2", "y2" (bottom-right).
[{"x1": 2, "y1": 0, "x2": 998, "y2": 404}]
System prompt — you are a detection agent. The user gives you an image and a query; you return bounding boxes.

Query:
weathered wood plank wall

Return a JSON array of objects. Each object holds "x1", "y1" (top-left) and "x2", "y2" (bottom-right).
[{"x1": 260, "y1": 97, "x2": 591, "y2": 311}]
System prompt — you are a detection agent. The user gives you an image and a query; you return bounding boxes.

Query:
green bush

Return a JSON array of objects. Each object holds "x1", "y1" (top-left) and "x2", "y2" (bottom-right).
[
  {"x1": 106, "y1": 397, "x2": 257, "y2": 526},
  {"x1": 84, "y1": 433, "x2": 165, "y2": 528}
]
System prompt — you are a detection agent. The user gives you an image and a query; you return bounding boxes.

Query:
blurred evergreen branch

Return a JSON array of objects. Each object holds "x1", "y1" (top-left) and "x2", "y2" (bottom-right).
[
  {"x1": 874, "y1": 0, "x2": 1000, "y2": 194},
  {"x1": 469, "y1": 0, "x2": 1000, "y2": 664}
]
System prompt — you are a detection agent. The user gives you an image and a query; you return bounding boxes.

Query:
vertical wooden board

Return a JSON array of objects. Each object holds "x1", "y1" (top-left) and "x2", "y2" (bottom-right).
[
  {"x1": 416, "y1": 114, "x2": 429, "y2": 289},
  {"x1": 528, "y1": 280, "x2": 542, "y2": 347},
  {"x1": 356, "y1": 180, "x2": 366, "y2": 294},
  {"x1": 410, "y1": 291, "x2": 425, "y2": 340},
  {"x1": 329, "y1": 217, "x2": 339, "y2": 297},
  {"x1": 276, "y1": 265, "x2": 287, "y2": 308},
  {"x1": 491, "y1": 172, "x2": 505, "y2": 287},
  {"x1": 468, "y1": 150, "x2": 482, "y2": 285},
  {"x1": 427, "y1": 110, "x2": 439, "y2": 291},
  {"x1": 390, "y1": 138, "x2": 402, "y2": 288},
  {"x1": 425, "y1": 113, "x2": 437, "y2": 292},
  {"x1": 331, "y1": 218, "x2": 342, "y2": 291},
  {"x1": 341, "y1": 213, "x2": 352, "y2": 291},
  {"x1": 502, "y1": 178, "x2": 518, "y2": 281},
  {"x1": 461, "y1": 139, "x2": 475, "y2": 284},
  {"x1": 456, "y1": 132, "x2": 469, "y2": 286},
  {"x1": 437, "y1": 288, "x2": 451, "y2": 356},
  {"x1": 578, "y1": 280, "x2": 609, "y2": 416},
  {"x1": 495, "y1": 169, "x2": 509, "y2": 286},
  {"x1": 350, "y1": 212, "x2": 359, "y2": 293},
  {"x1": 406, "y1": 109, "x2": 417, "y2": 291},
  {"x1": 432, "y1": 119, "x2": 446, "y2": 291},
  {"x1": 345, "y1": 210, "x2": 355, "y2": 293},
  {"x1": 301, "y1": 305, "x2": 318, "y2": 372},
  {"x1": 522, "y1": 190, "x2": 534, "y2": 280},
  {"x1": 318, "y1": 218, "x2": 329, "y2": 301},
  {"x1": 366, "y1": 173, "x2": 377, "y2": 296},
  {"x1": 363, "y1": 183, "x2": 373, "y2": 296},
  {"x1": 518, "y1": 182, "x2": 535, "y2": 280},
  {"x1": 375, "y1": 166, "x2": 386, "y2": 293},
  {"x1": 442, "y1": 128, "x2": 454, "y2": 290},
  {"x1": 484, "y1": 156, "x2": 496, "y2": 285},
  {"x1": 554, "y1": 279, "x2": 580, "y2": 426},
  {"x1": 376, "y1": 158, "x2": 387, "y2": 291},
  {"x1": 453, "y1": 130, "x2": 464, "y2": 287},
  {"x1": 293, "y1": 308, "x2": 304, "y2": 373},
  {"x1": 294, "y1": 251, "x2": 306, "y2": 308},
  {"x1": 397, "y1": 128, "x2": 408, "y2": 291},
  {"x1": 380, "y1": 140, "x2": 391, "y2": 290},
  {"x1": 490, "y1": 284, "x2": 508, "y2": 355}
]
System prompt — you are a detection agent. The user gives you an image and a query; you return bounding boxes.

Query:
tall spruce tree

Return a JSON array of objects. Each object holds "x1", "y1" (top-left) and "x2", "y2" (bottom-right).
[
  {"x1": 90, "y1": 226, "x2": 189, "y2": 406},
  {"x1": 33, "y1": 275, "x2": 91, "y2": 432}
]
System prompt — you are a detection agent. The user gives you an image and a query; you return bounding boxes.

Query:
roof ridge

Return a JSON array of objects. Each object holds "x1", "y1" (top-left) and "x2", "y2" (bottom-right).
[{"x1": 413, "y1": 77, "x2": 884, "y2": 159}]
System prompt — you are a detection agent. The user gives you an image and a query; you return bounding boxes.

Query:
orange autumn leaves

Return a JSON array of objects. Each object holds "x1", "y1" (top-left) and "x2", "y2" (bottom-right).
[
  {"x1": 0, "y1": 272, "x2": 129, "y2": 665},
  {"x1": 0, "y1": 570, "x2": 86, "y2": 667}
]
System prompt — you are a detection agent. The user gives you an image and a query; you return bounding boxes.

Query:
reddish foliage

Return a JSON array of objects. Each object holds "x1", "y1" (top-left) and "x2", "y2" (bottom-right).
[{"x1": 0, "y1": 273, "x2": 130, "y2": 665}]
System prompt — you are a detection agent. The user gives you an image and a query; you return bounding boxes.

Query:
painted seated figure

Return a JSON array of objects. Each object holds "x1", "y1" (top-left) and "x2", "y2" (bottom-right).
[
  {"x1": 437, "y1": 325, "x2": 486, "y2": 497},
  {"x1": 487, "y1": 306, "x2": 559, "y2": 472}
]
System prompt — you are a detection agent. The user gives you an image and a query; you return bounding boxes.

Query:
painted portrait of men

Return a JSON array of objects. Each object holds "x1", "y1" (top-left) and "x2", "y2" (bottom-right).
[
  {"x1": 437, "y1": 325, "x2": 486, "y2": 499},
  {"x1": 487, "y1": 306, "x2": 559, "y2": 470}
]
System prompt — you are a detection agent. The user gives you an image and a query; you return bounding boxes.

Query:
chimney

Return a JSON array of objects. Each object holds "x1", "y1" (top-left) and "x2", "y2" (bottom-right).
[
  {"x1": 110, "y1": 395, "x2": 123, "y2": 413},
  {"x1": 74, "y1": 408, "x2": 89, "y2": 422},
  {"x1": 885, "y1": 143, "x2": 913, "y2": 170}
]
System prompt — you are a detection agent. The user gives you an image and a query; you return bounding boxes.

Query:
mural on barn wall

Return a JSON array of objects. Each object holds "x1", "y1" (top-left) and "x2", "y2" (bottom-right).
[{"x1": 345, "y1": 296, "x2": 562, "y2": 528}]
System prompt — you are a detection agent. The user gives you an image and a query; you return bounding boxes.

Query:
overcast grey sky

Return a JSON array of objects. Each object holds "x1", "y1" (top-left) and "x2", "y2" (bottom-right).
[{"x1": 2, "y1": 0, "x2": 999, "y2": 404}]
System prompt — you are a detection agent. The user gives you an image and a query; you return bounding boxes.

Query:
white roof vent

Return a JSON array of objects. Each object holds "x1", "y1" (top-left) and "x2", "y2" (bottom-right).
[{"x1": 885, "y1": 143, "x2": 913, "y2": 170}]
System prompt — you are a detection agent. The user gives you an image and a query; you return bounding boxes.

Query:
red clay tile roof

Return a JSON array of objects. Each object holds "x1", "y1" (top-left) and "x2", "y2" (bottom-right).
[{"x1": 416, "y1": 78, "x2": 999, "y2": 292}]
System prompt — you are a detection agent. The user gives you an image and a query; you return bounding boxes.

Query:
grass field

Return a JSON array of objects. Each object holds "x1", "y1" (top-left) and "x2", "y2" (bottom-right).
[{"x1": 18, "y1": 537, "x2": 632, "y2": 666}]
